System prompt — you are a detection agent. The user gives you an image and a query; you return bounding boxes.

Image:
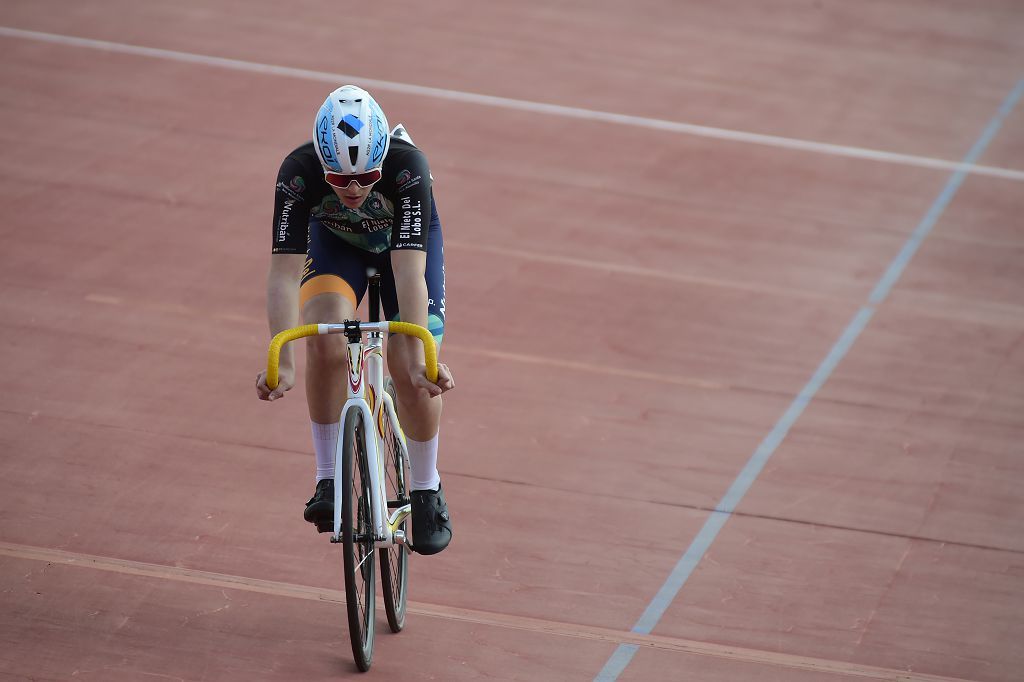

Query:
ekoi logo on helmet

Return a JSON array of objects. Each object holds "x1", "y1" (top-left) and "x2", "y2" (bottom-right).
[{"x1": 316, "y1": 111, "x2": 336, "y2": 166}]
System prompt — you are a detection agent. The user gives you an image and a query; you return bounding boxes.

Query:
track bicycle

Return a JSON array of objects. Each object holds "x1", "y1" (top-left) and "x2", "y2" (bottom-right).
[{"x1": 264, "y1": 273, "x2": 438, "y2": 672}]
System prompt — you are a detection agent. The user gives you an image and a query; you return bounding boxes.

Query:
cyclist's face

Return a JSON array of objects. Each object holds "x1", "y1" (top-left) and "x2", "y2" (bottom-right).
[{"x1": 332, "y1": 180, "x2": 375, "y2": 209}]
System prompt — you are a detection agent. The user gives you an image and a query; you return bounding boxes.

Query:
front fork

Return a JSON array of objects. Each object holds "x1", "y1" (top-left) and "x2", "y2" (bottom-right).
[{"x1": 332, "y1": 333, "x2": 396, "y2": 545}]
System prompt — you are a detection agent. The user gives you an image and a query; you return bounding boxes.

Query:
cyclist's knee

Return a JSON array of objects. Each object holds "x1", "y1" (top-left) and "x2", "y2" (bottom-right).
[
  {"x1": 389, "y1": 366, "x2": 417, "y2": 398},
  {"x1": 391, "y1": 364, "x2": 440, "y2": 416},
  {"x1": 387, "y1": 336, "x2": 421, "y2": 377},
  {"x1": 302, "y1": 292, "x2": 354, "y2": 368},
  {"x1": 302, "y1": 291, "x2": 355, "y2": 324},
  {"x1": 306, "y1": 332, "x2": 346, "y2": 368}
]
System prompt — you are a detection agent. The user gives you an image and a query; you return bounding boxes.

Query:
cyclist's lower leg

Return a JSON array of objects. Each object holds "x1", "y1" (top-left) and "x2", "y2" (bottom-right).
[
  {"x1": 301, "y1": 293, "x2": 355, "y2": 528},
  {"x1": 387, "y1": 334, "x2": 452, "y2": 554}
]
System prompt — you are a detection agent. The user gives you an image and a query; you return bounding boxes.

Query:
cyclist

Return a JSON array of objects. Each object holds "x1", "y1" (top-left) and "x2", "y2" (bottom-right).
[{"x1": 255, "y1": 84, "x2": 454, "y2": 555}]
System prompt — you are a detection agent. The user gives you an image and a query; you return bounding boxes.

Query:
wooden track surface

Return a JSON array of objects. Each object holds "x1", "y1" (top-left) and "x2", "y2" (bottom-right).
[{"x1": 1, "y1": 2, "x2": 1022, "y2": 680}]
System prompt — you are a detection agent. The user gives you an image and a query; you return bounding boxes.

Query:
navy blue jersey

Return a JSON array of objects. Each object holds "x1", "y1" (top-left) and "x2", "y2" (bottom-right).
[{"x1": 272, "y1": 134, "x2": 433, "y2": 255}]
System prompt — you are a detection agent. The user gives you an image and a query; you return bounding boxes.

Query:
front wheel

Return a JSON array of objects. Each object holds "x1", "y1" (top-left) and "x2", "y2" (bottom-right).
[
  {"x1": 342, "y1": 408, "x2": 375, "y2": 671},
  {"x1": 379, "y1": 377, "x2": 410, "y2": 633}
]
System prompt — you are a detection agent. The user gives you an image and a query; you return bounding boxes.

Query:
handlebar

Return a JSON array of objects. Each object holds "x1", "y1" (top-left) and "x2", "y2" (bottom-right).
[{"x1": 266, "y1": 321, "x2": 438, "y2": 389}]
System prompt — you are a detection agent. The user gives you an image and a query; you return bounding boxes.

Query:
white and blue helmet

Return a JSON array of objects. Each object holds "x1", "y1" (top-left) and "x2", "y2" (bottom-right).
[{"x1": 313, "y1": 85, "x2": 390, "y2": 173}]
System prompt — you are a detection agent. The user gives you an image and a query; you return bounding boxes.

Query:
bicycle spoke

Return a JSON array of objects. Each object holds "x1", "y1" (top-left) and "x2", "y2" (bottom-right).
[{"x1": 356, "y1": 549, "x2": 373, "y2": 573}]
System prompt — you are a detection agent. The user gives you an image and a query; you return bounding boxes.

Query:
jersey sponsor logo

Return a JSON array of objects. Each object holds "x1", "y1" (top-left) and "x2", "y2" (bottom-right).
[
  {"x1": 438, "y1": 261, "x2": 446, "y2": 317},
  {"x1": 276, "y1": 175, "x2": 306, "y2": 202},
  {"x1": 322, "y1": 217, "x2": 391, "y2": 234},
  {"x1": 277, "y1": 198, "x2": 295, "y2": 243},
  {"x1": 360, "y1": 218, "x2": 391, "y2": 232},
  {"x1": 395, "y1": 169, "x2": 422, "y2": 192},
  {"x1": 323, "y1": 219, "x2": 356, "y2": 233},
  {"x1": 398, "y1": 196, "x2": 423, "y2": 243}
]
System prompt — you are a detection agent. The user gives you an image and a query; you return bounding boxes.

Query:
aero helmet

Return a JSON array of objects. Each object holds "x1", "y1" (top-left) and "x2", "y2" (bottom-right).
[{"x1": 313, "y1": 85, "x2": 390, "y2": 174}]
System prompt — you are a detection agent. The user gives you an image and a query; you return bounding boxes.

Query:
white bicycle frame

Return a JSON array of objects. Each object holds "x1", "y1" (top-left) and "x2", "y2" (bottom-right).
[{"x1": 322, "y1": 321, "x2": 413, "y2": 548}]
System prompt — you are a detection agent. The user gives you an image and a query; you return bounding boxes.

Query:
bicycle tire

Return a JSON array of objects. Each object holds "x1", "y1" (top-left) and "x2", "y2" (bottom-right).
[
  {"x1": 379, "y1": 377, "x2": 410, "y2": 633},
  {"x1": 342, "y1": 408, "x2": 376, "y2": 671}
]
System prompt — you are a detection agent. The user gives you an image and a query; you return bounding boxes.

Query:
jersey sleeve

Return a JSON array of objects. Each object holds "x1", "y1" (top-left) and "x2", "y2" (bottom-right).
[
  {"x1": 271, "y1": 156, "x2": 312, "y2": 255},
  {"x1": 390, "y1": 149, "x2": 433, "y2": 252}
]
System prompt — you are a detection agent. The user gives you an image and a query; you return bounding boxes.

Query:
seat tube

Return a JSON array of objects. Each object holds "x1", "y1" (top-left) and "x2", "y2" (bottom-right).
[{"x1": 368, "y1": 270, "x2": 381, "y2": 324}]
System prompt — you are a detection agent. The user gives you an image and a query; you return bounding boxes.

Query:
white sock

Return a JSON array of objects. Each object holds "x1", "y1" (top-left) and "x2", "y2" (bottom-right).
[
  {"x1": 311, "y1": 421, "x2": 340, "y2": 482},
  {"x1": 408, "y1": 433, "x2": 441, "y2": 491}
]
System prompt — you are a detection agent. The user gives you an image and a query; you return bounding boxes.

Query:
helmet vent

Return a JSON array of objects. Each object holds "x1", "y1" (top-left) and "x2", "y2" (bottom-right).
[{"x1": 348, "y1": 146, "x2": 360, "y2": 166}]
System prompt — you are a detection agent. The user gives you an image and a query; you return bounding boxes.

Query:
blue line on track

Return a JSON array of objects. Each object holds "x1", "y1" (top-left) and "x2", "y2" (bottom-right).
[{"x1": 594, "y1": 78, "x2": 1024, "y2": 682}]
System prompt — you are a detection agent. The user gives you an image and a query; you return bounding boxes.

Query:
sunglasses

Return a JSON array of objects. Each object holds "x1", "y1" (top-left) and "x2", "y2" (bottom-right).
[{"x1": 323, "y1": 168, "x2": 382, "y2": 189}]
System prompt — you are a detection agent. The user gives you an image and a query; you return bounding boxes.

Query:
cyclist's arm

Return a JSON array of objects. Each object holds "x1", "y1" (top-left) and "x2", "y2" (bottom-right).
[
  {"x1": 392, "y1": 248, "x2": 452, "y2": 395},
  {"x1": 386, "y1": 144, "x2": 449, "y2": 390},
  {"x1": 266, "y1": 253, "x2": 305, "y2": 371},
  {"x1": 269, "y1": 155, "x2": 316, "y2": 363},
  {"x1": 391, "y1": 249, "x2": 429, "y2": 331},
  {"x1": 260, "y1": 154, "x2": 312, "y2": 399},
  {"x1": 389, "y1": 155, "x2": 431, "y2": 335},
  {"x1": 388, "y1": 145, "x2": 432, "y2": 332}
]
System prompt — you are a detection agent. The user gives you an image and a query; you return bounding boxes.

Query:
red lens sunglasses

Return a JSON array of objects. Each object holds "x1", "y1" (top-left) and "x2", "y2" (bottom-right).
[{"x1": 323, "y1": 168, "x2": 382, "y2": 189}]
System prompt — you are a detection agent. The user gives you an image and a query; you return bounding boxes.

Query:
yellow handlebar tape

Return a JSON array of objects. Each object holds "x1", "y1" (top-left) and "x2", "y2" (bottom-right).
[
  {"x1": 265, "y1": 321, "x2": 438, "y2": 390},
  {"x1": 266, "y1": 324, "x2": 321, "y2": 389},
  {"x1": 388, "y1": 321, "x2": 438, "y2": 383}
]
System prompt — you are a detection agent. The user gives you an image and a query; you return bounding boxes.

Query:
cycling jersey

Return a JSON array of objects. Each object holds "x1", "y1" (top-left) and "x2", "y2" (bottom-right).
[{"x1": 272, "y1": 134, "x2": 433, "y2": 255}]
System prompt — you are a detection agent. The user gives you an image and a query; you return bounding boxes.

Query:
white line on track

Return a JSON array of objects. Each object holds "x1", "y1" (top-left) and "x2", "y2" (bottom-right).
[
  {"x1": 2, "y1": 25, "x2": 1023, "y2": 182},
  {"x1": 0, "y1": 541, "x2": 979, "y2": 682},
  {"x1": 446, "y1": 241, "x2": 838, "y2": 301}
]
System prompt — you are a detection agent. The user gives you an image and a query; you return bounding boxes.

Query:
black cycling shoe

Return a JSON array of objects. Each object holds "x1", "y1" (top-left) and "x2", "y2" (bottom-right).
[
  {"x1": 303, "y1": 478, "x2": 334, "y2": 533},
  {"x1": 410, "y1": 484, "x2": 452, "y2": 555}
]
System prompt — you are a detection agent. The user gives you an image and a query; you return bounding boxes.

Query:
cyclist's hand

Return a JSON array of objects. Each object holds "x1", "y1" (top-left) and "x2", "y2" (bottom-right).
[
  {"x1": 436, "y1": 362, "x2": 455, "y2": 393},
  {"x1": 256, "y1": 367, "x2": 294, "y2": 401},
  {"x1": 410, "y1": 362, "x2": 454, "y2": 398}
]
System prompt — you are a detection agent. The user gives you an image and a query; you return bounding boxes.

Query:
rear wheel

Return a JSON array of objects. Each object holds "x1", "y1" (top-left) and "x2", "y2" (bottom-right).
[
  {"x1": 379, "y1": 377, "x2": 410, "y2": 633},
  {"x1": 342, "y1": 408, "x2": 375, "y2": 671}
]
